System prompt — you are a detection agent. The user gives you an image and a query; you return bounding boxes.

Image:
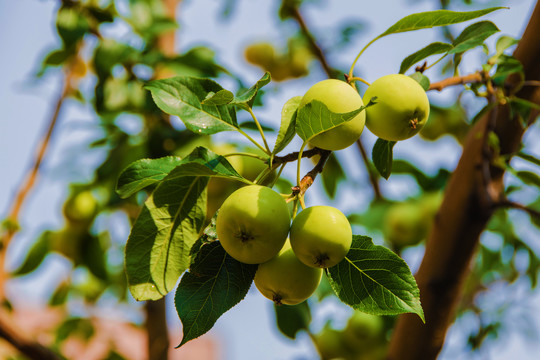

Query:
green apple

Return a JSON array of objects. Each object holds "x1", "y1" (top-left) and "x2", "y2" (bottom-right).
[
  {"x1": 384, "y1": 201, "x2": 426, "y2": 248},
  {"x1": 363, "y1": 74, "x2": 430, "y2": 141},
  {"x1": 342, "y1": 311, "x2": 384, "y2": 346},
  {"x1": 216, "y1": 185, "x2": 290, "y2": 264},
  {"x1": 254, "y1": 240, "x2": 322, "y2": 305},
  {"x1": 62, "y1": 190, "x2": 98, "y2": 226},
  {"x1": 244, "y1": 42, "x2": 275, "y2": 69},
  {"x1": 290, "y1": 206, "x2": 352, "y2": 268},
  {"x1": 300, "y1": 79, "x2": 366, "y2": 151},
  {"x1": 314, "y1": 326, "x2": 354, "y2": 360}
]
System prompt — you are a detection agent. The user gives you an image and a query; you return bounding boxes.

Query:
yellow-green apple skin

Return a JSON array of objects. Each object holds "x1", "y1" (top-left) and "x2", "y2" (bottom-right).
[
  {"x1": 363, "y1": 74, "x2": 430, "y2": 141},
  {"x1": 254, "y1": 240, "x2": 322, "y2": 305},
  {"x1": 290, "y1": 206, "x2": 352, "y2": 268},
  {"x1": 216, "y1": 185, "x2": 290, "y2": 264},
  {"x1": 300, "y1": 79, "x2": 365, "y2": 151}
]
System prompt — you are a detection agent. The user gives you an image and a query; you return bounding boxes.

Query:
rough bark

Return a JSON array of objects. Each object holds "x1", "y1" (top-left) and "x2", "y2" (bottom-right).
[{"x1": 387, "y1": 2, "x2": 540, "y2": 359}]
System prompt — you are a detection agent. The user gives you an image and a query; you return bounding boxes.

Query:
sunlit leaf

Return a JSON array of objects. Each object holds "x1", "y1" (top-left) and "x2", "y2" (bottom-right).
[{"x1": 327, "y1": 236, "x2": 424, "y2": 321}]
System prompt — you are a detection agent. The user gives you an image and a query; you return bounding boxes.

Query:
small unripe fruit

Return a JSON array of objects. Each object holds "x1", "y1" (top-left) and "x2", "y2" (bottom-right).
[
  {"x1": 363, "y1": 74, "x2": 430, "y2": 141},
  {"x1": 254, "y1": 241, "x2": 322, "y2": 305},
  {"x1": 244, "y1": 43, "x2": 275, "y2": 69},
  {"x1": 290, "y1": 206, "x2": 352, "y2": 268},
  {"x1": 300, "y1": 79, "x2": 366, "y2": 151},
  {"x1": 216, "y1": 185, "x2": 290, "y2": 264}
]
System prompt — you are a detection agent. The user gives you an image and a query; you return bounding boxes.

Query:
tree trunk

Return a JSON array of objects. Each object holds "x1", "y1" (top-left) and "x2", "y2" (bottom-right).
[{"x1": 387, "y1": 2, "x2": 540, "y2": 359}]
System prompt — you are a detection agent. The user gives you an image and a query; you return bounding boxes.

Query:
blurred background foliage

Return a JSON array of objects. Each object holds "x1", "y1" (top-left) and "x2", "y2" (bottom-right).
[{"x1": 1, "y1": 0, "x2": 539, "y2": 359}]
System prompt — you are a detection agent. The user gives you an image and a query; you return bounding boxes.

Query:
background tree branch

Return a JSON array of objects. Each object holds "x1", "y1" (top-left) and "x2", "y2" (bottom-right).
[{"x1": 388, "y1": 2, "x2": 540, "y2": 359}]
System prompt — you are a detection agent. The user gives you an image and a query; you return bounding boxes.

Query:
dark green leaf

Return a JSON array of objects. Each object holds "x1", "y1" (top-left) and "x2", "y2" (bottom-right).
[
  {"x1": 116, "y1": 156, "x2": 184, "y2": 198},
  {"x1": 175, "y1": 241, "x2": 257, "y2": 347},
  {"x1": 321, "y1": 153, "x2": 345, "y2": 199},
  {"x1": 295, "y1": 100, "x2": 369, "y2": 143},
  {"x1": 201, "y1": 90, "x2": 234, "y2": 106},
  {"x1": 81, "y1": 233, "x2": 108, "y2": 281},
  {"x1": 492, "y1": 55, "x2": 523, "y2": 85},
  {"x1": 509, "y1": 97, "x2": 540, "y2": 126},
  {"x1": 49, "y1": 281, "x2": 70, "y2": 306},
  {"x1": 399, "y1": 42, "x2": 453, "y2": 74},
  {"x1": 409, "y1": 72, "x2": 430, "y2": 91},
  {"x1": 449, "y1": 21, "x2": 499, "y2": 54},
  {"x1": 145, "y1": 77, "x2": 238, "y2": 135},
  {"x1": 379, "y1": 8, "x2": 505, "y2": 38},
  {"x1": 517, "y1": 152, "x2": 540, "y2": 167},
  {"x1": 11, "y1": 231, "x2": 50, "y2": 276},
  {"x1": 516, "y1": 171, "x2": 540, "y2": 187},
  {"x1": 392, "y1": 160, "x2": 450, "y2": 191},
  {"x1": 372, "y1": 138, "x2": 396, "y2": 180},
  {"x1": 274, "y1": 301, "x2": 311, "y2": 339},
  {"x1": 327, "y1": 236, "x2": 424, "y2": 321},
  {"x1": 232, "y1": 72, "x2": 271, "y2": 108},
  {"x1": 273, "y1": 96, "x2": 301, "y2": 154}
]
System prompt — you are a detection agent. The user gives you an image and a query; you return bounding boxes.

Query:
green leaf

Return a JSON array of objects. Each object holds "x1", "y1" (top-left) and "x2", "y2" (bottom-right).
[
  {"x1": 163, "y1": 147, "x2": 247, "y2": 183},
  {"x1": 494, "y1": 36, "x2": 519, "y2": 57},
  {"x1": 126, "y1": 177, "x2": 208, "y2": 301},
  {"x1": 492, "y1": 55, "x2": 523, "y2": 85},
  {"x1": 516, "y1": 171, "x2": 540, "y2": 188},
  {"x1": 145, "y1": 77, "x2": 238, "y2": 135},
  {"x1": 295, "y1": 100, "x2": 369, "y2": 143},
  {"x1": 399, "y1": 42, "x2": 453, "y2": 74},
  {"x1": 201, "y1": 90, "x2": 235, "y2": 106},
  {"x1": 125, "y1": 147, "x2": 247, "y2": 300},
  {"x1": 274, "y1": 301, "x2": 312, "y2": 340},
  {"x1": 56, "y1": 6, "x2": 90, "y2": 47},
  {"x1": 175, "y1": 241, "x2": 257, "y2": 347},
  {"x1": 321, "y1": 153, "x2": 345, "y2": 199},
  {"x1": 11, "y1": 231, "x2": 51, "y2": 276},
  {"x1": 273, "y1": 96, "x2": 302, "y2": 154},
  {"x1": 372, "y1": 139, "x2": 396, "y2": 180},
  {"x1": 327, "y1": 236, "x2": 424, "y2": 321},
  {"x1": 409, "y1": 72, "x2": 430, "y2": 91},
  {"x1": 232, "y1": 72, "x2": 271, "y2": 108},
  {"x1": 116, "y1": 156, "x2": 184, "y2": 198},
  {"x1": 449, "y1": 21, "x2": 499, "y2": 54},
  {"x1": 379, "y1": 8, "x2": 505, "y2": 38},
  {"x1": 517, "y1": 152, "x2": 540, "y2": 167}
]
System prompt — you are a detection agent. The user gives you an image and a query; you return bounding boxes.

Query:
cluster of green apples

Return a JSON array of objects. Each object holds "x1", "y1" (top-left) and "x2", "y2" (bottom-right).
[
  {"x1": 245, "y1": 40, "x2": 312, "y2": 81},
  {"x1": 299, "y1": 74, "x2": 430, "y2": 151},
  {"x1": 216, "y1": 185, "x2": 352, "y2": 305}
]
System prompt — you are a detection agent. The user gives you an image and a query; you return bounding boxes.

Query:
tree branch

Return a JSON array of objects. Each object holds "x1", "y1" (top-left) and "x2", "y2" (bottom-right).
[
  {"x1": 355, "y1": 139, "x2": 382, "y2": 200},
  {"x1": 0, "y1": 69, "x2": 72, "y2": 302},
  {"x1": 273, "y1": 147, "x2": 326, "y2": 165},
  {"x1": 388, "y1": 2, "x2": 540, "y2": 359},
  {"x1": 495, "y1": 200, "x2": 540, "y2": 219},
  {"x1": 428, "y1": 72, "x2": 484, "y2": 91},
  {"x1": 0, "y1": 312, "x2": 61, "y2": 360},
  {"x1": 291, "y1": 150, "x2": 332, "y2": 198},
  {"x1": 289, "y1": 6, "x2": 335, "y2": 79}
]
